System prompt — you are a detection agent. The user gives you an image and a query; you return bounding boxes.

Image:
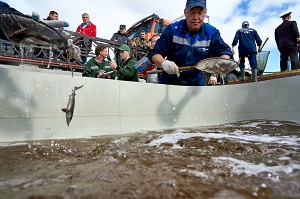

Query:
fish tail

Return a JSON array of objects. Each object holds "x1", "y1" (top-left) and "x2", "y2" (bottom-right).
[{"x1": 74, "y1": 85, "x2": 84, "y2": 90}]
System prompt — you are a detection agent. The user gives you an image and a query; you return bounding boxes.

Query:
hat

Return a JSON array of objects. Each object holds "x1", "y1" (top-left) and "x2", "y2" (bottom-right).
[
  {"x1": 118, "y1": 44, "x2": 130, "y2": 52},
  {"x1": 119, "y1": 24, "x2": 126, "y2": 29},
  {"x1": 242, "y1": 21, "x2": 249, "y2": 26},
  {"x1": 185, "y1": 0, "x2": 206, "y2": 9},
  {"x1": 280, "y1": 12, "x2": 292, "y2": 18}
]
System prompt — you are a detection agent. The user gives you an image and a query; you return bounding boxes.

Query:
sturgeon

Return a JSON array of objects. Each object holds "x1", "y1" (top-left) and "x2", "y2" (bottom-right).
[
  {"x1": 0, "y1": 11, "x2": 82, "y2": 62},
  {"x1": 62, "y1": 85, "x2": 84, "y2": 126}
]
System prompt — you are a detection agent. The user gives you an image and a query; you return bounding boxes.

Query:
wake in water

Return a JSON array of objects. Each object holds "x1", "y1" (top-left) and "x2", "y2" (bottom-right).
[{"x1": 0, "y1": 120, "x2": 299, "y2": 199}]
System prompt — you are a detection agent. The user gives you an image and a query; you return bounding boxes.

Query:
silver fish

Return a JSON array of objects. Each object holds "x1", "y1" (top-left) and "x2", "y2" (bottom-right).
[{"x1": 62, "y1": 85, "x2": 83, "y2": 126}]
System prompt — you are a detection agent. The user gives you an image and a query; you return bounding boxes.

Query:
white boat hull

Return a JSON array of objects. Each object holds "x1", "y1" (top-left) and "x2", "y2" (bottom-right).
[{"x1": 1, "y1": 64, "x2": 300, "y2": 143}]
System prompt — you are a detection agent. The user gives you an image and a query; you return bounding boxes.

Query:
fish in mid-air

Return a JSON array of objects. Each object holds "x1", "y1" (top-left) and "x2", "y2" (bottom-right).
[{"x1": 62, "y1": 85, "x2": 83, "y2": 126}]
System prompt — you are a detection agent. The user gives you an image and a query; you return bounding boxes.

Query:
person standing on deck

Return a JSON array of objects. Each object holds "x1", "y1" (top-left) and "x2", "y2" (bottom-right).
[
  {"x1": 275, "y1": 12, "x2": 300, "y2": 71},
  {"x1": 110, "y1": 24, "x2": 130, "y2": 65},
  {"x1": 147, "y1": 0, "x2": 232, "y2": 86},
  {"x1": 232, "y1": 21, "x2": 262, "y2": 82},
  {"x1": 76, "y1": 13, "x2": 97, "y2": 64}
]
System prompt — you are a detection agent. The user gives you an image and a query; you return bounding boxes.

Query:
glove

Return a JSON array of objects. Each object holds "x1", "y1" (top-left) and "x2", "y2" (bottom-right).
[
  {"x1": 161, "y1": 60, "x2": 180, "y2": 77},
  {"x1": 231, "y1": 48, "x2": 235, "y2": 54}
]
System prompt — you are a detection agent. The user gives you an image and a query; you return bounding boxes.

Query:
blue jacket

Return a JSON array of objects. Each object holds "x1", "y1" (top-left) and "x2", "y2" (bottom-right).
[
  {"x1": 148, "y1": 19, "x2": 232, "y2": 86},
  {"x1": 232, "y1": 27, "x2": 262, "y2": 55}
]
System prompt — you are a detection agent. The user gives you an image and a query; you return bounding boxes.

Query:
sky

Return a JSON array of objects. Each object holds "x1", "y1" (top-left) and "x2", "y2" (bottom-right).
[{"x1": 4, "y1": 0, "x2": 300, "y2": 72}]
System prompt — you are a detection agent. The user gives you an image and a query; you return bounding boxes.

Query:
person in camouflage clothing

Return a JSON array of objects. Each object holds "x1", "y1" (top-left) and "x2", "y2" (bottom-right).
[{"x1": 135, "y1": 30, "x2": 150, "y2": 50}]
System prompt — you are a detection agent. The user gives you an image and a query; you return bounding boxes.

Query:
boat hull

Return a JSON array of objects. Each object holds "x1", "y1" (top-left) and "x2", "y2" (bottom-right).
[{"x1": 1, "y1": 63, "x2": 300, "y2": 143}]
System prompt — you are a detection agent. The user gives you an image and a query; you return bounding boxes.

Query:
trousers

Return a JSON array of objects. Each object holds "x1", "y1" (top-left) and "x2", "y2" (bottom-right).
[
  {"x1": 239, "y1": 53, "x2": 257, "y2": 70},
  {"x1": 279, "y1": 46, "x2": 300, "y2": 71}
]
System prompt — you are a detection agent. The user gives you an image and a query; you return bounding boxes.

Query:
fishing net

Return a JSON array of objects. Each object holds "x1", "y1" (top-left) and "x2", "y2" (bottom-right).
[{"x1": 256, "y1": 51, "x2": 270, "y2": 74}]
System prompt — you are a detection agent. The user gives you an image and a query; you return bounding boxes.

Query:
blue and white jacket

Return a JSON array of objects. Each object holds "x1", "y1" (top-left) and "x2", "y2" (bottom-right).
[
  {"x1": 148, "y1": 19, "x2": 232, "y2": 86},
  {"x1": 232, "y1": 27, "x2": 262, "y2": 55}
]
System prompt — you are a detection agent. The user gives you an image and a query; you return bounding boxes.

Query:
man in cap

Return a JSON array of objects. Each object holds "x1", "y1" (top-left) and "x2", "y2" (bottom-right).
[
  {"x1": 232, "y1": 21, "x2": 262, "y2": 82},
  {"x1": 109, "y1": 44, "x2": 139, "y2": 82},
  {"x1": 110, "y1": 24, "x2": 130, "y2": 65},
  {"x1": 275, "y1": 12, "x2": 300, "y2": 71},
  {"x1": 148, "y1": 0, "x2": 232, "y2": 86}
]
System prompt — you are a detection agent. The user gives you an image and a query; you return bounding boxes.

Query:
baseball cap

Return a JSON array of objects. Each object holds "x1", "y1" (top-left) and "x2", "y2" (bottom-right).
[
  {"x1": 119, "y1": 24, "x2": 126, "y2": 29},
  {"x1": 242, "y1": 21, "x2": 249, "y2": 26},
  {"x1": 118, "y1": 44, "x2": 130, "y2": 52},
  {"x1": 185, "y1": 0, "x2": 206, "y2": 9}
]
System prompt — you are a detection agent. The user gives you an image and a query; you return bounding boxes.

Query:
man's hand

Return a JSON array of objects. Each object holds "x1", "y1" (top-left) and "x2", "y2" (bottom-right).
[
  {"x1": 96, "y1": 70, "x2": 105, "y2": 78},
  {"x1": 258, "y1": 46, "x2": 262, "y2": 52},
  {"x1": 161, "y1": 60, "x2": 180, "y2": 77},
  {"x1": 109, "y1": 61, "x2": 117, "y2": 69},
  {"x1": 208, "y1": 76, "x2": 217, "y2": 85},
  {"x1": 232, "y1": 48, "x2": 235, "y2": 54}
]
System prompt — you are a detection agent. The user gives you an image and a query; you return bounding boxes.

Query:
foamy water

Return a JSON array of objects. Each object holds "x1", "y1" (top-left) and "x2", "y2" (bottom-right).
[{"x1": 0, "y1": 120, "x2": 299, "y2": 199}]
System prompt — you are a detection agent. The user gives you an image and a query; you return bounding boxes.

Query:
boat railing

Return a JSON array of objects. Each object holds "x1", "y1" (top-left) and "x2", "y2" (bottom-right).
[{"x1": 0, "y1": 30, "x2": 148, "y2": 72}]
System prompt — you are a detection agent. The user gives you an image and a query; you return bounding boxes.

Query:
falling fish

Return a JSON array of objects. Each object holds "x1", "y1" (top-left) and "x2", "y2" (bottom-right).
[{"x1": 62, "y1": 85, "x2": 83, "y2": 126}]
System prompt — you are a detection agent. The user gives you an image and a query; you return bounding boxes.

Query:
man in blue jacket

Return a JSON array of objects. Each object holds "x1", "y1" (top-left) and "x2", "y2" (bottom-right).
[
  {"x1": 232, "y1": 21, "x2": 262, "y2": 82},
  {"x1": 148, "y1": 0, "x2": 232, "y2": 86}
]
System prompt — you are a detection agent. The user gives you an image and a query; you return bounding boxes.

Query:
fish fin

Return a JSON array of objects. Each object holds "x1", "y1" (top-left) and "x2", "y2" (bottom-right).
[{"x1": 62, "y1": 108, "x2": 67, "y2": 113}]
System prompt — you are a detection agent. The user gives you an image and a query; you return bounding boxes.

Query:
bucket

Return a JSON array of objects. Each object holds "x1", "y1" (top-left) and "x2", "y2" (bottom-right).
[{"x1": 256, "y1": 51, "x2": 270, "y2": 74}]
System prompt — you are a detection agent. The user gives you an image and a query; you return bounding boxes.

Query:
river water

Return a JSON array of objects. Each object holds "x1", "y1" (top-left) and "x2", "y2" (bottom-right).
[{"x1": 0, "y1": 120, "x2": 300, "y2": 199}]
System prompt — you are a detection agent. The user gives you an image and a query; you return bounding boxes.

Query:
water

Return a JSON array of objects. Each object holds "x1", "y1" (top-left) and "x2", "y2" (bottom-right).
[{"x1": 0, "y1": 120, "x2": 300, "y2": 199}]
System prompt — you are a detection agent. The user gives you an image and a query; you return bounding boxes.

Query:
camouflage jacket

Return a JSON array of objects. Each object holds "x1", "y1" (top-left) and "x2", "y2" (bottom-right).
[{"x1": 135, "y1": 36, "x2": 150, "y2": 50}]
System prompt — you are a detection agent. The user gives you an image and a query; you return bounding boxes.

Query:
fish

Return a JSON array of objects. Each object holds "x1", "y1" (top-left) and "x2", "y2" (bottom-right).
[
  {"x1": 62, "y1": 85, "x2": 84, "y2": 126},
  {"x1": 195, "y1": 58, "x2": 238, "y2": 74},
  {"x1": 0, "y1": 11, "x2": 82, "y2": 62}
]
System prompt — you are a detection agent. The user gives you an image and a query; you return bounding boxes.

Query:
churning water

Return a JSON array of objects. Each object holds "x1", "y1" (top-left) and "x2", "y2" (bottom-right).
[{"x1": 0, "y1": 120, "x2": 300, "y2": 199}]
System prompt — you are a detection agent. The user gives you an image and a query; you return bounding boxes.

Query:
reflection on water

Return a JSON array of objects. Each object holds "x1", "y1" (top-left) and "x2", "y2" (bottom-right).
[{"x1": 0, "y1": 120, "x2": 300, "y2": 199}]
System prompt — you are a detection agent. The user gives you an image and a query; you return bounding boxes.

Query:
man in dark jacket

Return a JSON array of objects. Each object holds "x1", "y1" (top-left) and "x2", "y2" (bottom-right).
[
  {"x1": 275, "y1": 12, "x2": 300, "y2": 71},
  {"x1": 232, "y1": 21, "x2": 262, "y2": 82},
  {"x1": 110, "y1": 24, "x2": 130, "y2": 65}
]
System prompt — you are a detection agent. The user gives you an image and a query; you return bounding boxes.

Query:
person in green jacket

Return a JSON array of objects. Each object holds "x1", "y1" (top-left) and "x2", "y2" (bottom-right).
[
  {"x1": 110, "y1": 44, "x2": 139, "y2": 82},
  {"x1": 82, "y1": 44, "x2": 115, "y2": 79}
]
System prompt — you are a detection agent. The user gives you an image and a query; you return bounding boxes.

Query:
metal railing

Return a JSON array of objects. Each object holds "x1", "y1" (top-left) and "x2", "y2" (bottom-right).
[{"x1": 0, "y1": 30, "x2": 148, "y2": 71}]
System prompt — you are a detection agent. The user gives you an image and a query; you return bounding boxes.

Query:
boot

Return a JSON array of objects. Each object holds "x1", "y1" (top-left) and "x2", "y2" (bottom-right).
[
  {"x1": 252, "y1": 69, "x2": 257, "y2": 82},
  {"x1": 240, "y1": 68, "x2": 245, "y2": 80}
]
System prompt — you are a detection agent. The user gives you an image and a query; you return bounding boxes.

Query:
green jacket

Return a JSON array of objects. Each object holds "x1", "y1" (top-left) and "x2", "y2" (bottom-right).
[
  {"x1": 82, "y1": 57, "x2": 116, "y2": 79},
  {"x1": 117, "y1": 57, "x2": 139, "y2": 82}
]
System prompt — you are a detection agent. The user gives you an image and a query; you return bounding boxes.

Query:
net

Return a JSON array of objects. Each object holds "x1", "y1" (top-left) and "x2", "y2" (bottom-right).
[{"x1": 256, "y1": 51, "x2": 270, "y2": 74}]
